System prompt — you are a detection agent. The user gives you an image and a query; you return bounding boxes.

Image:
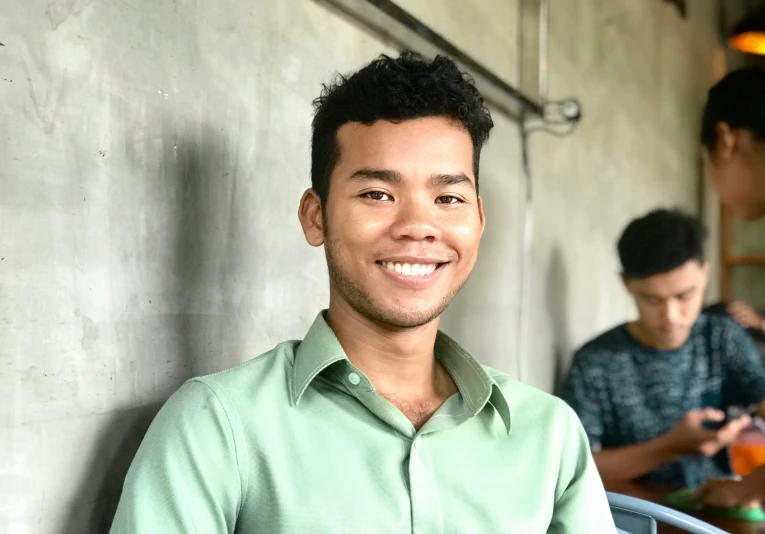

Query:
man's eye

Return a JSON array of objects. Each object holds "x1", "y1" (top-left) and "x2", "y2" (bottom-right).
[
  {"x1": 437, "y1": 195, "x2": 462, "y2": 204},
  {"x1": 364, "y1": 191, "x2": 391, "y2": 201}
]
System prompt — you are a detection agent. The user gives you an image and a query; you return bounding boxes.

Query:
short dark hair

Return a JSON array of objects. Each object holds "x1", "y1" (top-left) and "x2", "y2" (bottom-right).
[
  {"x1": 701, "y1": 67, "x2": 765, "y2": 150},
  {"x1": 311, "y1": 51, "x2": 494, "y2": 204},
  {"x1": 618, "y1": 209, "x2": 707, "y2": 279}
]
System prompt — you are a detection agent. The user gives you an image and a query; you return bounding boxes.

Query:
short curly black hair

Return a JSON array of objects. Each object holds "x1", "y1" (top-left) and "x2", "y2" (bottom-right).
[
  {"x1": 311, "y1": 51, "x2": 494, "y2": 204},
  {"x1": 701, "y1": 67, "x2": 765, "y2": 150},
  {"x1": 618, "y1": 209, "x2": 707, "y2": 279}
]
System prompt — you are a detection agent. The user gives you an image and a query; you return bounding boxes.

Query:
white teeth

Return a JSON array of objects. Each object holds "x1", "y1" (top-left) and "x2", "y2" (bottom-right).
[{"x1": 381, "y1": 262, "x2": 439, "y2": 277}]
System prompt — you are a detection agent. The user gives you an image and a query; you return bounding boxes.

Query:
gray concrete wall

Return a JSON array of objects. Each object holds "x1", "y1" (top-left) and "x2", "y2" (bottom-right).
[
  {"x1": 0, "y1": 0, "x2": 721, "y2": 532},
  {"x1": 515, "y1": 0, "x2": 722, "y2": 390}
]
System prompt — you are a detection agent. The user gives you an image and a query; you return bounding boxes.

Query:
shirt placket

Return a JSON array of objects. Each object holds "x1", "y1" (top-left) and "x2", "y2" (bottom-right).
[
  {"x1": 334, "y1": 365, "x2": 473, "y2": 534},
  {"x1": 407, "y1": 432, "x2": 444, "y2": 534}
]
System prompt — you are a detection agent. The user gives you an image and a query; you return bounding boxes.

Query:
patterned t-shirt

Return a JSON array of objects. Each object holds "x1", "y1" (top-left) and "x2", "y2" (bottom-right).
[{"x1": 561, "y1": 313, "x2": 765, "y2": 489}]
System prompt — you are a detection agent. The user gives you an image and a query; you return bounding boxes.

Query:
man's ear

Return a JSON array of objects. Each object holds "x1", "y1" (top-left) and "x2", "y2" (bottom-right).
[
  {"x1": 715, "y1": 122, "x2": 736, "y2": 160},
  {"x1": 298, "y1": 189, "x2": 324, "y2": 247},
  {"x1": 701, "y1": 260, "x2": 711, "y2": 283},
  {"x1": 477, "y1": 196, "x2": 486, "y2": 237}
]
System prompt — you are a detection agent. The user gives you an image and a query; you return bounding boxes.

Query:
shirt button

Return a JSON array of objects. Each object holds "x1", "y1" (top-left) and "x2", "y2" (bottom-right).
[
  {"x1": 347, "y1": 372, "x2": 361, "y2": 385},
  {"x1": 413, "y1": 438, "x2": 421, "y2": 449}
]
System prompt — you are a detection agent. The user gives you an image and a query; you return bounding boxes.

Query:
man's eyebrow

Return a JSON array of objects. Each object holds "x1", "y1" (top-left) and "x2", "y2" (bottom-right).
[
  {"x1": 429, "y1": 173, "x2": 474, "y2": 189},
  {"x1": 676, "y1": 285, "x2": 697, "y2": 297},
  {"x1": 638, "y1": 285, "x2": 696, "y2": 300},
  {"x1": 348, "y1": 168, "x2": 403, "y2": 183},
  {"x1": 348, "y1": 169, "x2": 475, "y2": 190}
]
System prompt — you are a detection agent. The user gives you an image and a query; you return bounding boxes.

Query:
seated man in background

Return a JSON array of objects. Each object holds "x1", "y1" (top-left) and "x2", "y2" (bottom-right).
[
  {"x1": 561, "y1": 208, "x2": 765, "y2": 490},
  {"x1": 110, "y1": 51, "x2": 614, "y2": 533}
]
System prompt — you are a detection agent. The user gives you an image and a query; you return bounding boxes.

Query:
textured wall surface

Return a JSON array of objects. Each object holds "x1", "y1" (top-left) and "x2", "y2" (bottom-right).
[
  {"x1": 518, "y1": 0, "x2": 722, "y2": 390},
  {"x1": 0, "y1": 1, "x2": 722, "y2": 532}
]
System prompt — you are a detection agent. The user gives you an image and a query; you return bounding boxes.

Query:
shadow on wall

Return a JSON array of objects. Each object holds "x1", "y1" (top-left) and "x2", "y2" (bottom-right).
[
  {"x1": 63, "y1": 403, "x2": 162, "y2": 534},
  {"x1": 170, "y1": 121, "x2": 246, "y2": 377},
  {"x1": 62, "y1": 120, "x2": 246, "y2": 532},
  {"x1": 162, "y1": 117, "x2": 256, "y2": 378},
  {"x1": 546, "y1": 245, "x2": 571, "y2": 395}
]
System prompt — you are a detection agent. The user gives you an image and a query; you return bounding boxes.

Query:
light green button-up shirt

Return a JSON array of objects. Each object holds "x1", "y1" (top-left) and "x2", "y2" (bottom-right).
[{"x1": 111, "y1": 312, "x2": 615, "y2": 533}]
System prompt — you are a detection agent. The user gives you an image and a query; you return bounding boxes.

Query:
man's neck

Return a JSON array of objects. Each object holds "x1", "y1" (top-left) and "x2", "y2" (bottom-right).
[
  {"x1": 325, "y1": 298, "x2": 452, "y2": 400},
  {"x1": 625, "y1": 321, "x2": 654, "y2": 348},
  {"x1": 625, "y1": 320, "x2": 687, "y2": 351},
  {"x1": 750, "y1": 148, "x2": 765, "y2": 189},
  {"x1": 756, "y1": 156, "x2": 765, "y2": 208}
]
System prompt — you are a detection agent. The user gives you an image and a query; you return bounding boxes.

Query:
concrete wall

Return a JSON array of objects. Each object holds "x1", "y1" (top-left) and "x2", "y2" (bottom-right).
[
  {"x1": 520, "y1": 0, "x2": 722, "y2": 390},
  {"x1": 0, "y1": 0, "x2": 722, "y2": 532}
]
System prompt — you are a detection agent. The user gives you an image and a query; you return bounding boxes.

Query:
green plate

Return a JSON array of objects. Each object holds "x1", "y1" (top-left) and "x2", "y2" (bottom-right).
[{"x1": 665, "y1": 488, "x2": 765, "y2": 522}]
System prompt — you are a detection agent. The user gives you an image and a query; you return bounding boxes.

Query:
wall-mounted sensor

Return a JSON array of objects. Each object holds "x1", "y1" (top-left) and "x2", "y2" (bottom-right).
[
  {"x1": 524, "y1": 98, "x2": 583, "y2": 138},
  {"x1": 542, "y1": 99, "x2": 581, "y2": 124},
  {"x1": 558, "y1": 99, "x2": 581, "y2": 122}
]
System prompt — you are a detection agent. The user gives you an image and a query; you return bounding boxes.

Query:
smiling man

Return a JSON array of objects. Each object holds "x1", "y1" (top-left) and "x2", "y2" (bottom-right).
[
  {"x1": 562, "y1": 209, "x2": 765, "y2": 491},
  {"x1": 110, "y1": 52, "x2": 613, "y2": 533}
]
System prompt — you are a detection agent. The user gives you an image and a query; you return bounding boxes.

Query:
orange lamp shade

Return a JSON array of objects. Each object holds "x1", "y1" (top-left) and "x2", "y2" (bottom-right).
[
  {"x1": 730, "y1": 6, "x2": 765, "y2": 56},
  {"x1": 729, "y1": 32, "x2": 765, "y2": 55}
]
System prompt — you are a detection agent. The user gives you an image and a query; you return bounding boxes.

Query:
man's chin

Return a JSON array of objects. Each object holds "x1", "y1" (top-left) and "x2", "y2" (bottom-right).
[
  {"x1": 374, "y1": 309, "x2": 443, "y2": 330},
  {"x1": 739, "y1": 204, "x2": 765, "y2": 221},
  {"x1": 725, "y1": 196, "x2": 765, "y2": 221},
  {"x1": 363, "y1": 300, "x2": 449, "y2": 330}
]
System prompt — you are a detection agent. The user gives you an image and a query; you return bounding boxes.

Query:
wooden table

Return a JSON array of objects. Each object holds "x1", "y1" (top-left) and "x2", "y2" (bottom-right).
[{"x1": 606, "y1": 482, "x2": 765, "y2": 533}]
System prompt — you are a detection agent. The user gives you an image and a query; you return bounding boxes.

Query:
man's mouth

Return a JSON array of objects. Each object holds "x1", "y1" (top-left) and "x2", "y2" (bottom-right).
[{"x1": 377, "y1": 261, "x2": 444, "y2": 277}]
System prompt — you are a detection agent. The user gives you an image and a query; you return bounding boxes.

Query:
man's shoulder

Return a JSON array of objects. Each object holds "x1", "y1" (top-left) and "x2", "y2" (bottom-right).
[
  {"x1": 572, "y1": 324, "x2": 630, "y2": 366},
  {"x1": 192, "y1": 340, "x2": 300, "y2": 401},
  {"x1": 483, "y1": 366, "x2": 571, "y2": 419},
  {"x1": 697, "y1": 313, "x2": 761, "y2": 359},
  {"x1": 698, "y1": 312, "x2": 742, "y2": 335}
]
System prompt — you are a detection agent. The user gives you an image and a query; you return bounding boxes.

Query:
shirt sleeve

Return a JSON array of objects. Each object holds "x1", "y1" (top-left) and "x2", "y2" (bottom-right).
[
  {"x1": 721, "y1": 320, "x2": 765, "y2": 407},
  {"x1": 560, "y1": 354, "x2": 604, "y2": 450},
  {"x1": 110, "y1": 379, "x2": 247, "y2": 534},
  {"x1": 549, "y1": 404, "x2": 616, "y2": 534}
]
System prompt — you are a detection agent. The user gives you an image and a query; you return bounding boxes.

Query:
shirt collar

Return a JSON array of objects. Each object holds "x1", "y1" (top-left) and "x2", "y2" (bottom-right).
[
  {"x1": 291, "y1": 311, "x2": 347, "y2": 405},
  {"x1": 435, "y1": 331, "x2": 512, "y2": 434},
  {"x1": 291, "y1": 311, "x2": 512, "y2": 434}
]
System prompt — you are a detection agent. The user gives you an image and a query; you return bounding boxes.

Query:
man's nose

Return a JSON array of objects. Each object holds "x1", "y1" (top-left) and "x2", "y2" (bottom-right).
[{"x1": 389, "y1": 197, "x2": 440, "y2": 241}]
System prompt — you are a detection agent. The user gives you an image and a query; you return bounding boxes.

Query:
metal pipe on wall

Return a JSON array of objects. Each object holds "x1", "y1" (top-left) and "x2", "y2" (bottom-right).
[
  {"x1": 516, "y1": 0, "x2": 549, "y2": 383},
  {"x1": 318, "y1": 0, "x2": 544, "y2": 121},
  {"x1": 538, "y1": 0, "x2": 549, "y2": 103}
]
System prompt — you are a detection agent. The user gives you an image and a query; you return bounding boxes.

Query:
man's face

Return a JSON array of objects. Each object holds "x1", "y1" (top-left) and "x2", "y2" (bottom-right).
[
  {"x1": 703, "y1": 127, "x2": 765, "y2": 221},
  {"x1": 625, "y1": 260, "x2": 710, "y2": 350},
  {"x1": 301, "y1": 117, "x2": 484, "y2": 329}
]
